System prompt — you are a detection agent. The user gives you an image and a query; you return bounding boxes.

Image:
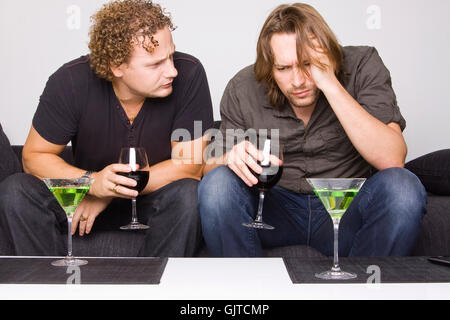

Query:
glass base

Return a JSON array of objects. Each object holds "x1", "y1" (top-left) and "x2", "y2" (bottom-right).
[
  {"x1": 51, "y1": 257, "x2": 88, "y2": 267},
  {"x1": 315, "y1": 269, "x2": 357, "y2": 280},
  {"x1": 242, "y1": 221, "x2": 275, "y2": 230},
  {"x1": 120, "y1": 222, "x2": 150, "y2": 230}
]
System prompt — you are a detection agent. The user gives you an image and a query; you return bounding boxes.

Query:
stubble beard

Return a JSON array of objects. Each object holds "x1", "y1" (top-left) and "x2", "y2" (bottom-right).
[
  {"x1": 134, "y1": 84, "x2": 173, "y2": 99},
  {"x1": 287, "y1": 87, "x2": 320, "y2": 109}
]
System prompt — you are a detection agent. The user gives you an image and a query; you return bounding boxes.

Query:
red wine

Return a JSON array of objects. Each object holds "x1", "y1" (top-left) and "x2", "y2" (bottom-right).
[
  {"x1": 251, "y1": 165, "x2": 283, "y2": 191},
  {"x1": 118, "y1": 171, "x2": 149, "y2": 193}
]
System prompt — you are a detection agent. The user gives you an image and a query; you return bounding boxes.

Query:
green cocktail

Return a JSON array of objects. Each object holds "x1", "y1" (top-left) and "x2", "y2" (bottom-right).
[
  {"x1": 49, "y1": 186, "x2": 90, "y2": 218},
  {"x1": 43, "y1": 178, "x2": 93, "y2": 267},
  {"x1": 313, "y1": 189, "x2": 359, "y2": 221},
  {"x1": 306, "y1": 178, "x2": 366, "y2": 280}
]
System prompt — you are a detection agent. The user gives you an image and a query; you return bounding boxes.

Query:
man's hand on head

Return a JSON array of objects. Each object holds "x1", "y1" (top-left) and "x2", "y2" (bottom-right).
[{"x1": 307, "y1": 39, "x2": 339, "y2": 91}]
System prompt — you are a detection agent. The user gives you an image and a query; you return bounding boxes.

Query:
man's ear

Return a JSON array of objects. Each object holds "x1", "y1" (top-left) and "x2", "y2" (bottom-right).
[{"x1": 110, "y1": 63, "x2": 124, "y2": 78}]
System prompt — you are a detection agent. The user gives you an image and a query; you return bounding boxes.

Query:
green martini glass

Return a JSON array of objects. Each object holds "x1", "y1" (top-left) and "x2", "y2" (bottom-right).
[
  {"x1": 306, "y1": 178, "x2": 366, "y2": 280},
  {"x1": 43, "y1": 177, "x2": 93, "y2": 267}
]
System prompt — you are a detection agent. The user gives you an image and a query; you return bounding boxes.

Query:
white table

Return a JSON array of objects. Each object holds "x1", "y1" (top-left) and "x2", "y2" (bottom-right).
[{"x1": 0, "y1": 257, "x2": 449, "y2": 300}]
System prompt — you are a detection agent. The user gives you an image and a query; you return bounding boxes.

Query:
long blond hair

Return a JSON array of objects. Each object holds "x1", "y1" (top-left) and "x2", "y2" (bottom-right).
[{"x1": 255, "y1": 3, "x2": 343, "y2": 108}]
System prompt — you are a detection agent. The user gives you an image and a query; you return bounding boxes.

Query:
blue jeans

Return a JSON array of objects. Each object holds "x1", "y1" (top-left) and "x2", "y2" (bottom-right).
[{"x1": 198, "y1": 166, "x2": 427, "y2": 257}]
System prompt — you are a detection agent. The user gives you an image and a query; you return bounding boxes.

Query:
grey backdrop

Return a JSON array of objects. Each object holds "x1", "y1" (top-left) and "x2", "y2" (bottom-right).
[{"x1": 1, "y1": 0, "x2": 449, "y2": 161}]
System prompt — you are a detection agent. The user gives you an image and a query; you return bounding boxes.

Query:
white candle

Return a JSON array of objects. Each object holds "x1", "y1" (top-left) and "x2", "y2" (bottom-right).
[
  {"x1": 130, "y1": 148, "x2": 137, "y2": 171},
  {"x1": 261, "y1": 139, "x2": 271, "y2": 166}
]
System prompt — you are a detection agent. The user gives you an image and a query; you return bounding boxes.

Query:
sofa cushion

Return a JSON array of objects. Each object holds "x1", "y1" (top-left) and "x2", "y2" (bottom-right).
[
  {"x1": 73, "y1": 231, "x2": 146, "y2": 257},
  {"x1": 405, "y1": 149, "x2": 450, "y2": 196},
  {"x1": 72, "y1": 230, "x2": 325, "y2": 258},
  {"x1": 264, "y1": 245, "x2": 325, "y2": 258},
  {"x1": 412, "y1": 194, "x2": 450, "y2": 256},
  {"x1": 0, "y1": 124, "x2": 21, "y2": 183}
]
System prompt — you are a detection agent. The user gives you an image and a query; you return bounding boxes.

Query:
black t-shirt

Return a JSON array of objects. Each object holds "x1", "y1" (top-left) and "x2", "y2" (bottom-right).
[{"x1": 33, "y1": 52, "x2": 214, "y2": 171}]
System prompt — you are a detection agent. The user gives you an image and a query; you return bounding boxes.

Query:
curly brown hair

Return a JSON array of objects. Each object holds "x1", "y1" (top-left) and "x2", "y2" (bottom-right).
[{"x1": 88, "y1": 0, "x2": 175, "y2": 81}]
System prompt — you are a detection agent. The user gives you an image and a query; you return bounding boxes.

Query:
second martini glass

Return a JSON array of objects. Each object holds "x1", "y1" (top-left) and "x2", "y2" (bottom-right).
[
  {"x1": 306, "y1": 178, "x2": 366, "y2": 280},
  {"x1": 43, "y1": 177, "x2": 93, "y2": 267}
]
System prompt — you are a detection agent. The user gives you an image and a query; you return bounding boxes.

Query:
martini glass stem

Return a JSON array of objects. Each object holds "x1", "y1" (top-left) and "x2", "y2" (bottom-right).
[
  {"x1": 255, "y1": 191, "x2": 265, "y2": 223},
  {"x1": 66, "y1": 217, "x2": 74, "y2": 261},
  {"x1": 332, "y1": 219, "x2": 341, "y2": 272},
  {"x1": 131, "y1": 198, "x2": 138, "y2": 224}
]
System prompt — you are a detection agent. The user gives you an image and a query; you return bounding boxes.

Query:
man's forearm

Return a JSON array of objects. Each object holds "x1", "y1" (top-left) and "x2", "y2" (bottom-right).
[
  {"x1": 23, "y1": 152, "x2": 86, "y2": 179},
  {"x1": 322, "y1": 79, "x2": 407, "y2": 170},
  {"x1": 24, "y1": 151, "x2": 203, "y2": 195},
  {"x1": 143, "y1": 159, "x2": 203, "y2": 194}
]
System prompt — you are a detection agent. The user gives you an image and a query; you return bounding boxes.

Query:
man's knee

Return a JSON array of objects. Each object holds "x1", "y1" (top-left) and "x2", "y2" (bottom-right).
[
  {"x1": 199, "y1": 166, "x2": 244, "y2": 208},
  {"x1": 1, "y1": 172, "x2": 38, "y2": 191},
  {"x1": 198, "y1": 166, "x2": 253, "y2": 226},
  {"x1": 371, "y1": 167, "x2": 426, "y2": 223},
  {"x1": 0, "y1": 173, "x2": 45, "y2": 209},
  {"x1": 177, "y1": 178, "x2": 199, "y2": 207},
  {"x1": 0, "y1": 173, "x2": 59, "y2": 241},
  {"x1": 375, "y1": 167, "x2": 426, "y2": 204},
  {"x1": 164, "y1": 178, "x2": 200, "y2": 221}
]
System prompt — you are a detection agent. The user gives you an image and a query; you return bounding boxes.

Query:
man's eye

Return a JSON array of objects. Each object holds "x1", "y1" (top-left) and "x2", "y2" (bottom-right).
[{"x1": 147, "y1": 61, "x2": 162, "y2": 68}]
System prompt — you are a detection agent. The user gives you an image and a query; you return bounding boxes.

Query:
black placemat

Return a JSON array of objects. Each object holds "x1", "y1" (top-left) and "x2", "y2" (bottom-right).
[
  {"x1": 283, "y1": 256, "x2": 450, "y2": 284},
  {"x1": 0, "y1": 257, "x2": 167, "y2": 284}
]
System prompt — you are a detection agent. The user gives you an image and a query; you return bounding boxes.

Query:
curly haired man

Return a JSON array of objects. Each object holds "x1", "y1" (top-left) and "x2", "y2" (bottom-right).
[{"x1": 0, "y1": 0, "x2": 214, "y2": 257}]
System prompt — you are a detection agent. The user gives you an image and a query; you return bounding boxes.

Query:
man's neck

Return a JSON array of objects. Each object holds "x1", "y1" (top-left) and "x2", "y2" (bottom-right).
[{"x1": 112, "y1": 80, "x2": 145, "y2": 110}]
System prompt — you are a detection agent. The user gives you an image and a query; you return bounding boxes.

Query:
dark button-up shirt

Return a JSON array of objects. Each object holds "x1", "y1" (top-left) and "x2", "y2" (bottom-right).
[{"x1": 212, "y1": 46, "x2": 406, "y2": 194}]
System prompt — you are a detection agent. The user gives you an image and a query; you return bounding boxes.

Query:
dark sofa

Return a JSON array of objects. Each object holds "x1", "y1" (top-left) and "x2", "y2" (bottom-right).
[{"x1": 4, "y1": 143, "x2": 450, "y2": 258}]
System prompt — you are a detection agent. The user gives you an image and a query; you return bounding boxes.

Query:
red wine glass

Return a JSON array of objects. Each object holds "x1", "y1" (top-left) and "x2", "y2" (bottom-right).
[
  {"x1": 118, "y1": 147, "x2": 150, "y2": 230},
  {"x1": 242, "y1": 139, "x2": 283, "y2": 230}
]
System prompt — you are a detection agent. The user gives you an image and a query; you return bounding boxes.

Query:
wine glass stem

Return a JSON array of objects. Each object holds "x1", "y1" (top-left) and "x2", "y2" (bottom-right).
[
  {"x1": 255, "y1": 191, "x2": 265, "y2": 222},
  {"x1": 332, "y1": 220, "x2": 341, "y2": 272},
  {"x1": 131, "y1": 198, "x2": 138, "y2": 223},
  {"x1": 67, "y1": 218, "x2": 73, "y2": 260}
]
